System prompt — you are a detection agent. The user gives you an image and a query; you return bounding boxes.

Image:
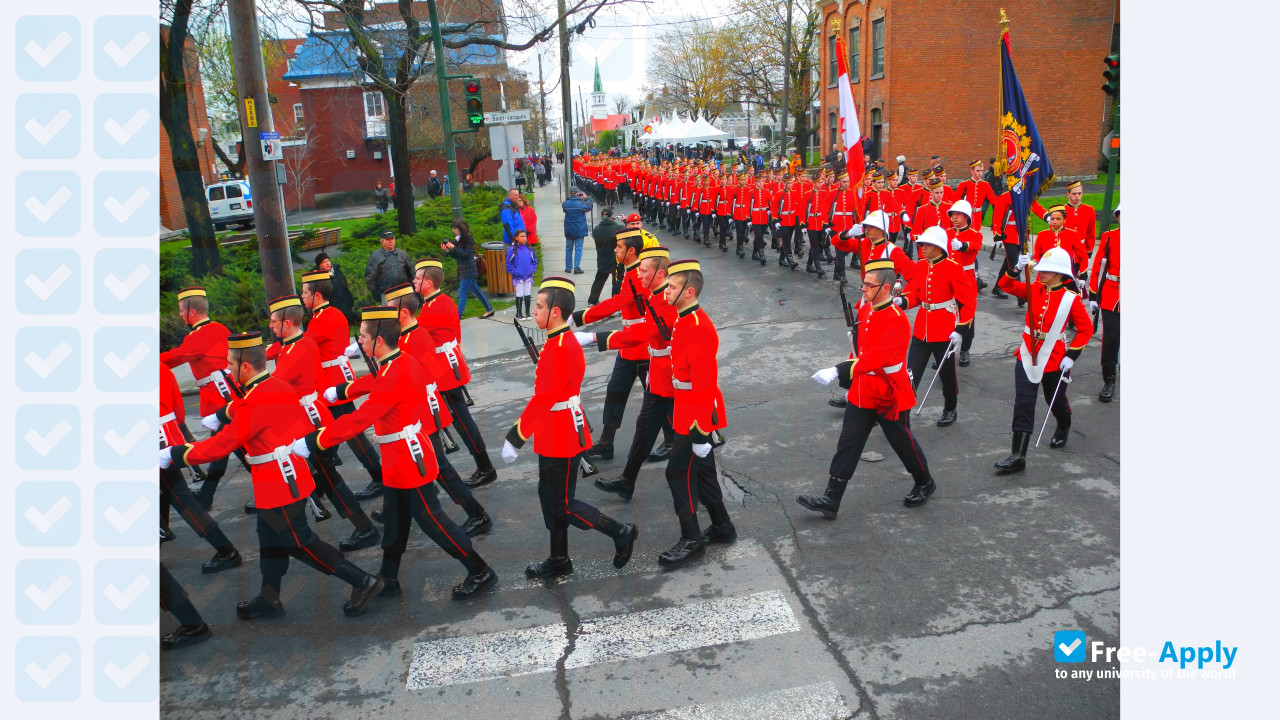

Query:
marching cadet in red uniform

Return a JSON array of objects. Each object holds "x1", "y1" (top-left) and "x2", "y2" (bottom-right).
[
  {"x1": 731, "y1": 173, "x2": 752, "y2": 258},
  {"x1": 835, "y1": 210, "x2": 914, "y2": 282},
  {"x1": 765, "y1": 169, "x2": 783, "y2": 249},
  {"x1": 503, "y1": 277, "x2": 639, "y2": 578},
  {"x1": 944, "y1": 200, "x2": 986, "y2": 365},
  {"x1": 932, "y1": 165, "x2": 958, "y2": 203},
  {"x1": 867, "y1": 172, "x2": 901, "y2": 248},
  {"x1": 1032, "y1": 205, "x2": 1090, "y2": 274},
  {"x1": 572, "y1": 230, "x2": 667, "y2": 460},
  {"x1": 161, "y1": 287, "x2": 236, "y2": 510},
  {"x1": 306, "y1": 307, "x2": 496, "y2": 601},
  {"x1": 669, "y1": 168, "x2": 684, "y2": 232},
  {"x1": 828, "y1": 173, "x2": 861, "y2": 283},
  {"x1": 1033, "y1": 181, "x2": 1097, "y2": 253},
  {"x1": 159, "y1": 362, "x2": 242, "y2": 572},
  {"x1": 896, "y1": 167, "x2": 921, "y2": 240},
  {"x1": 577, "y1": 247, "x2": 683, "y2": 503},
  {"x1": 411, "y1": 259, "x2": 499, "y2": 487},
  {"x1": 696, "y1": 174, "x2": 716, "y2": 245},
  {"x1": 910, "y1": 176, "x2": 953, "y2": 259},
  {"x1": 993, "y1": 247, "x2": 1094, "y2": 472},
  {"x1": 748, "y1": 175, "x2": 772, "y2": 265},
  {"x1": 804, "y1": 172, "x2": 835, "y2": 277},
  {"x1": 678, "y1": 168, "x2": 694, "y2": 238},
  {"x1": 299, "y1": 270, "x2": 385, "y2": 498},
  {"x1": 899, "y1": 227, "x2": 977, "y2": 427},
  {"x1": 716, "y1": 170, "x2": 735, "y2": 250},
  {"x1": 773, "y1": 174, "x2": 805, "y2": 270},
  {"x1": 1089, "y1": 204, "x2": 1121, "y2": 402},
  {"x1": 259, "y1": 295, "x2": 379, "y2": 550},
  {"x1": 162, "y1": 331, "x2": 386, "y2": 619},
  {"x1": 384, "y1": 283, "x2": 493, "y2": 537},
  {"x1": 657, "y1": 260, "x2": 736, "y2": 566},
  {"x1": 956, "y1": 160, "x2": 996, "y2": 228},
  {"x1": 800, "y1": 257, "x2": 939, "y2": 516}
]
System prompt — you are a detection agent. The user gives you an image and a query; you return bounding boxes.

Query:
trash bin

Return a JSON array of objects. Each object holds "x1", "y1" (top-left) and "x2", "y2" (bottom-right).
[{"x1": 482, "y1": 241, "x2": 513, "y2": 295}]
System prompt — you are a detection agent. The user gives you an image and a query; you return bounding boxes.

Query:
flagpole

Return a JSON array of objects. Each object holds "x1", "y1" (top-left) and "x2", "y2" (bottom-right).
[{"x1": 1000, "y1": 9, "x2": 1035, "y2": 293}]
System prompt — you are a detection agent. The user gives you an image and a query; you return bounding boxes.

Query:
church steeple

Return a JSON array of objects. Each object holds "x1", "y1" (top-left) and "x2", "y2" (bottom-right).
[
  {"x1": 590, "y1": 59, "x2": 606, "y2": 120},
  {"x1": 593, "y1": 60, "x2": 603, "y2": 94}
]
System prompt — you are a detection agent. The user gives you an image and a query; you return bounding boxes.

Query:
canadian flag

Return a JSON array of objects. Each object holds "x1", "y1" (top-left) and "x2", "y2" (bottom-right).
[{"x1": 835, "y1": 35, "x2": 864, "y2": 187}]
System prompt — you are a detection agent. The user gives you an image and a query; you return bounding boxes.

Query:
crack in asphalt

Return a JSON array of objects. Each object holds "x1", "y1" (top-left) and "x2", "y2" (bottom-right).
[
  {"x1": 552, "y1": 583, "x2": 580, "y2": 720},
  {"x1": 721, "y1": 467, "x2": 802, "y2": 549},
  {"x1": 920, "y1": 584, "x2": 1120, "y2": 639}
]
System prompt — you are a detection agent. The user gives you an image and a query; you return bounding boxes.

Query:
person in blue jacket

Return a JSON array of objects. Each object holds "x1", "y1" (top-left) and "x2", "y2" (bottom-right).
[
  {"x1": 505, "y1": 230, "x2": 538, "y2": 319},
  {"x1": 500, "y1": 188, "x2": 526, "y2": 246},
  {"x1": 560, "y1": 190, "x2": 593, "y2": 274}
]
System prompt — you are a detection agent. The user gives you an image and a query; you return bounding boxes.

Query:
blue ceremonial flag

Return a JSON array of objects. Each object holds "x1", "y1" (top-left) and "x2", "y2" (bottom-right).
[{"x1": 998, "y1": 25, "x2": 1055, "y2": 248}]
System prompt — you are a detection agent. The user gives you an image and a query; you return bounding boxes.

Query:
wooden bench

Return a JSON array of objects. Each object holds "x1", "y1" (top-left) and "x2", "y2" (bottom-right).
[{"x1": 297, "y1": 227, "x2": 340, "y2": 250}]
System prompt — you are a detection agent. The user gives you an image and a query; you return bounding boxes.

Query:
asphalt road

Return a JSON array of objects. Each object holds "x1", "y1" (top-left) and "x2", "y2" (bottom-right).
[{"x1": 160, "y1": 225, "x2": 1119, "y2": 719}]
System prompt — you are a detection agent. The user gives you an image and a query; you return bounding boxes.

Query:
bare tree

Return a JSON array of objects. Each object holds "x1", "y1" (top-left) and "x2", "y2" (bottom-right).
[
  {"x1": 642, "y1": 18, "x2": 738, "y2": 121},
  {"x1": 281, "y1": 137, "x2": 320, "y2": 227},
  {"x1": 611, "y1": 92, "x2": 631, "y2": 116},
  {"x1": 724, "y1": 0, "x2": 820, "y2": 151}
]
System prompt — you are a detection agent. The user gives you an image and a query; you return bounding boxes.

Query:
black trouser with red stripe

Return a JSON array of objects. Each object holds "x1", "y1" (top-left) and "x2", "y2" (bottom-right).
[
  {"x1": 379, "y1": 483, "x2": 477, "y2": 582},
  {"x1": 442, "y1": 386, "x2": 495, "y2": 473},
  {"x1": 752, "y1": 223, "x2": 767, "y2": 253},
  {"x1": 602, "y1": 357, "x2": 648, "y2": 432},
  {"x1": 160, "y1": 562, "x2": 204, "y2": 626},
  {"x1": 828, "y1": 406, "x2": 931, "y2": 484},
  {"x1": 327, "y1": 401, "x2": 383, "y2": 484},
  {"x1": 807, "y1": 229, "x2": 826, "y2": 267},
  {"x1": 160, "y1": 466, "x2": 234, "y2": 550},
  {"x1": 429, "y1": 431, "x2": 482, "y2": 519},
  {"x1": 306, "y1": 445, "x2": 368, "y2": 523},
  {"x1": 1100, "y1": 308, "x2": 1120, "y2": 378},
  {"x1": 537, "y1": 454, "x2": 603, "y2": 530},
  {"x1": 780, "y1": 225, "x2": 797, "y2": 256},
  {"x1": 256, "y1": 498, "x2": 346, "y2": 596},
  {"x1": 734, "y1": 219, "x2": 748, "y2": 248},
  {"x1": 699, "y1": 213, "x2": 713, "y2": 239},
  {"x1": 1012, "y1": 362, "x2": 1071, "y2": 434},
  {"x1": 663, "y1": 430, "x2": 723, "y2": 518},
  {"x1": 621, "y1": 393, "x2": 675, "y2": 482},
  {"x1": 907, "y1": 337, "x2": 959, "y2": 411}
]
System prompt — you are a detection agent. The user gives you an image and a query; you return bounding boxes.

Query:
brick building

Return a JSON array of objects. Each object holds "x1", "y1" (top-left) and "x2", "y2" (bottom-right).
[
  {"x1": 159, "y1": 27, "x2": 220, "y2": 231},
  {"x1": 815, "y1": 0, "x2": 1119, "y2": 179}
]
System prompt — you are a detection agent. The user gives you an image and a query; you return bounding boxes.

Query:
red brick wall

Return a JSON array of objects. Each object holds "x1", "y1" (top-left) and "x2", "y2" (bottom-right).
[
  {"x1": 818, "y1": 0, "x2": 1115, "y2": 179},
  {"x1": 159, "y1": 31, "x2": 219, "y2": 231},
  {"x1": 267, "y1": 38, "x2": 306, "y2": 138}
]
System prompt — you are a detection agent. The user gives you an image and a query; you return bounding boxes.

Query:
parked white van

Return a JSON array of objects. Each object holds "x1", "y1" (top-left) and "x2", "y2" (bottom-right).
[{"x1": 206, "y1": 179, "x2": 254, "y2": 230}]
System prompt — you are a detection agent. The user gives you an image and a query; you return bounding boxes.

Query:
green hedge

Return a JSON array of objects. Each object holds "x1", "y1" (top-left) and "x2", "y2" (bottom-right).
[{"x1": 160, "y1": 186, "x2": 525, "y2": 350}]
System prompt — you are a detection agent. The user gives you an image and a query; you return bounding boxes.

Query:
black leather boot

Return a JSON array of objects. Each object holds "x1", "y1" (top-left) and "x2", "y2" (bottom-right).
[
  {"x1": 699, "y1": 500, "x2": 737, "y2": 544},
  {"x1": 828, "y1": 395, "x2": 848, "y2": 408},
  {"x1": 201, "y1": 547, "x2": 242, "y2": 574},
  {"x1": 237, "y1": 588, "x2": 285, "y2": 620},
  {"x1": 796, "y1": 476, "x2": 848, "y2": 519},
  {"x1": 336, "y1": 560, "x2": 385, "y2": 616},
  {"x1": 588, "y1": 426, "x2": 616, "y2": 459},
  {"x1": 904, "y1": 477, "x2": 937, "y2": 508},
  {"x1": 1049, "y1": 423, "x2": 1070, "y2": 449},
  {"x1": 647, "y1": 440, "x2": 673, "y2": 463},
  {"x1": 657, "y1": 514, "x2": 706, "y2": 568},
  {"x1": 1099, "y1": 364, "x2": 1117, "y2": 403},
  {"x1": 526, "y1": 525, "x2": 574, "y2": 578},
  {"x1": 461, "y1": 510, "x2": 493, "y2": 537},
  {"x1": 452, "y1": 553, "x2": 497, "y2": 599},
  {"x1": 936, "y1": 407, "x2": 958, "y2": 427},
  {"x1": 161, "y1": 623, "x2": 212, "y2": 649},
  {"x1": 339, "y1": 523, "x2": 381, "y2": 551},
  {"x1": 991, "y1": 285, "x2": 1008, "y2": 298},
  {"x1": 994, "y1": 432, "x2": 1031, "y2": 473},
  {"x1": 465, "y1": 465, "x2": 498, "y2": 489},
  {"x1": 598, "y1": 515, "x2": 639, "y2": 569},
  {"x1": 354, "y1": 478, "x2": 384, "y2": 500},
  {"x1": 594, "y1": 474, "x2": 636, "y2": 501}
]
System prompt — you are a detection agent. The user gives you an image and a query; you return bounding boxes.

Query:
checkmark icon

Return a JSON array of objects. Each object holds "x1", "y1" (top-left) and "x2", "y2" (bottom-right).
[
  {"x1": 25, "y1": 574, "x2": 73, "y2": 611},
  {"x1": 103, "y1": 187, "x2": 149, "y2": 223},
  {"x1": 26, "y1": 496, "x2": 73, "y2": 533},
  {"x1": 25, "y1": 31, "x2": 72, "y2": 67},
  {"x1": 103, "y1": 574, "x2": 150, "y2": 610},
  {"x1": 103, "y1": 420, "x2": 149, "y2": 456},
  {"x1": 186, "y1": 576, "x2": 227, "y2": 611},
  {"x1": 103, "y1": 109, "x2": 150, "y2": 144},
  {"x1": 26, "y1": 419, "x2": 72, "y2": 456},
  {"x1": 24, "y1": 264, "x2": 73, "y2": 301},
  {"x1": 1058, "y1": 638, "x2": 1082, "y2": 656},
  {"x1": 26, "y1": 109, "x2": 73, "y2": 146},
  {"x1": 181, "y1": 654, "x2": 229, "y2": 687},
  {"x1": 103, "y1": 342, "x2": 148, "y2": 378},
  {"x1": 1054, "y1": 630, "x2": 1087, "y2": 662},
  {"x1": 103, "y1": 264, "x2": 150, "y2": 300},
  {"x1": 26, "y1": 342, "x2": 73, "y2": 379},
  {"x1": 103, "y1": 31, "x2": 149, "y2": 67},
  {"x1": 102, "y1": 497, "x2": 149, "y2": 532},
  {"x1": 25, "y1": 652, "x2": 72, "y2": 689},
  {"x1": 25, "y1": 187, "x2": 73, "y2": 224},
  {"x1": 103, "y1": 651, "x2": 150, "y2": 688}
]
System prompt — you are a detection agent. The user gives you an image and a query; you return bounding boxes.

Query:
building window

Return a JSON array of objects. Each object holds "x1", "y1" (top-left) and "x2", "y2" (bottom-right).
[
  {"x1": 364, "y1": 91, "x2": 385, "y2": 118},
  {"x1": 849, "y1": 27, "x2": 860, "y2": 82},
  {"x1": 828, "y1": 35, "x2": 838, "y2": 86},
  {"x1": 871, "y1": 19, "x2": 885, "y2": 77},
  {"x1": 829, "y1": 111, "x2": 837, "y2": 149},
  {"x1": 293, "y1": 103, "x2": 304, "y2": 124}
]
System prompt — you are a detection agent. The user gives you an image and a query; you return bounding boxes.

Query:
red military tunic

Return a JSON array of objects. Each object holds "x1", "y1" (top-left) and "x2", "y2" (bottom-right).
[
  {"x1": 395, "y1": 321, "x2": 455, "y2": 434},
  {"x1": 305, "y1": 303, "x2": 358, "y2": 404},
  {"x1": 731, "y1": 183, "x2": 751, "y2": 221},
  {"x1": 669, "y1": 302, "x2": 727, "y2": 436},
  {"x1": 896, "y1": 182, "x2": 922, "y2": 227},
  {"x1": 867, "y1": 189, "x2": 901, "y2": 233},
  {"x1": 834, "y1": 298, "x2": 915, "y2": 414},
  {"x1": 678, "y1": 176, "x2": 693, "y2": 210},
  {"x1": 160, "y1": 363, "x2": 186, "y2": 447},
  {"x1": 1032, "y1": 227, "x2": 1089, "y2": 271},
  {"x1": 318, "y1": 349, "x2": 439, "y2": 488},
  {"x1": 774, "y1": 184, "x2": 805, "y2": 228},
  {"x1": 506, "y1": 322, "x2": 593, "y2": 457},
  {"x1": 995, "y1": 273, "x2": 1094, "y2": 375},
  {"x1": 749, "y1": 187, "x2": 772, "y2": 225},
  {"x1": 910, "y1": 200, "x2": 953, "y2": 240},
  {"x1": 160, "y1": 317, "x2": 230, "y2": 415},
  {"x1": 1033, "y1": 200, "x2": 1098, "y2": 254},
  {"x1": 828, "y1": 189, "x2": 860, "y2": 233},
  {"x1": 806, "y1": 184, "x2": 834, "y2": 232},
  {"x1": 263, "y1": 332, "x2": 333, "y2": 429},
  {"x1": 946, "y1": 225, "x2": 985, "y2": 274},
  {"x1": 575, "y1": 260, "x2": 648, "y2": 362},
  {"x1": 596, "y1": 281, "x2": 677, "y2": 398},
  {"x1": 180, "y1": 373, "x2": 317, "y2": 508},
  {"x1": 988, "y1": 191, "x2": 1020, "y2": 241},
  {"x1": 900, "y1": 255, "x2": 977, "y2": 342},
  {"x1": 1089, "y1": 228, "x2": 1121, "y2": 312},
  {"x1": 417, "y1": 289, "x2": 473, "y2": 390},
  {"x1": 697, "y1": 182, "x2": 715, "y2": 216},
  {"x1": 956, "y1": 179, "x2": 996, "y2": 225}
]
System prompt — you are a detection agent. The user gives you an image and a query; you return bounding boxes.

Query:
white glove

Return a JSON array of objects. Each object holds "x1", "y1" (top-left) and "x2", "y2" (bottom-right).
[
  {"x1": 159, "y1": 448, "x2": 173, "y2": 469},
  {"x1": 901, "y1": 212, "x2": 911, "y2": 223},
  {"x1": 1058, "y1": 357, "x2": 1074, "y2": 373},
  {"x1": 1015, "y1": 254, "x2": 1032, "y2": 272},
  {"x1": 949, "y1": 331, "x2": 962, "y2": 345},
  {"x1": 812, "y1": 367, "x2": 839, "y2": 386},
  {"x1": 574, "y1": 331, "x2": 595, "y2": 347},
  {"x1": 501, "y1": 439, "x2": 519, "y2": 464},
  {"x1": 950, "y1": 239, "x2": 964, "y2": 251},
  {"x1": 323, "y1": 386, "x2": 339, "y2": 403},
  {"x1": 201, "y1": 414, "x2": 221, "y2": 432},
  {"x1": 344, "y1": 341, "x2": 361, "y2": 358},
  {"x1": 1087, "y1": 300, "x2": 1099, "y2": 314},
  {"x1": 691, "y1": 443, "x2": 712, "y2": 458},
  {"x1": 893, "y1": 296, "x2": 907, "y2": 308},
  {"x1": 850, "y1": 223, "x2": 864, "y2": 237},
  {"x1": 1042, "y1": 213, "x2": 1052, "y2": 223},
  {"x1": 291, "y1": 437, "x2": 311, "y2": 459}
]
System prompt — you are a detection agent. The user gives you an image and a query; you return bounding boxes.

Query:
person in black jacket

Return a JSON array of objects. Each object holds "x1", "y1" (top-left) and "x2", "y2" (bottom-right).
[
  {"x1": 427, "y1": 170, "x2": 443, "y2": 199},
  {"x1": 314, "y1": 253, "x2": 356, "y2": 324},
  {"x1": 587, "y1": 208, "x2": 625, "y2": 305},
  {"x1": 444, "y1": 220, "x2": 495, "y2": 318}
]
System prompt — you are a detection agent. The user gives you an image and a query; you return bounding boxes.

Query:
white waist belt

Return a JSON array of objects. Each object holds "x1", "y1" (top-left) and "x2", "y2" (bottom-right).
[
  {"x1": 672, "y1": 379, "x2": 692, "y2": 390},
  {"x1": 549, "y1": 395, "x2": 582, "y2": 412},
  {"x1": 434, "y1": 340, "x2": 459, "y2": 355},
  {"x1": 425, "y1": 383, "x2": 441, "y2": 424},
  {"x1": 621, "y1": 317, "x2": 645, "y2": 327},
  {"x1": 159, "y1": 412, "x2": 177, "y2": 424},
  {"x1": 320, "y1": 356, "x2": 347, "y2": 368},
  {"x1": 882, "y1": 363, "x2": 904, "y2": 373},
  {"x1": 922, "y1": 300, "x2": 958, "y2": 313},
  {"x1": 194, "y1": 375, "x2": 212, "y2": 387},
  {"x1": 1022, "y1": 325, "x2": 1048, "y2": 340},
  {"x1": 962, "y1": 264, "x2": 976, "y2": 271},
  {"x1": 299, "y1": 392, "x2": 318, "y2": 406},
  {"x1": 299, "y1": 392, "x2": 322, "y2": 426},
  {"x1": 1106, "y1": 273, "x2": 1120, "y2": 282},
  {"x1": 648, "y1": 347, "x2": 671, "y2": 357},
  {"x1": 374, "y1": 421, "x2": 422, "y2": 445},
  {"x1": 246, "y1": 444, "x2": 295, "y2": 465}
]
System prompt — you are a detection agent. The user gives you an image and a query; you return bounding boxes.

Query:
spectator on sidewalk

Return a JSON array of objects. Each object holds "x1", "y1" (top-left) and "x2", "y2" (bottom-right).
[
  {"x1": 444, "y1": 220, "x2": 495, "y2": 319},
  {"x1": 561, "y1": 190, "x2": 593, "y2": 274},
  {"x1": 364, "y1": 230, "x2": 413, "y2": 303},
  {"x1": 443, "y1": 174, "x2": 451, "y2": 197},
  {"x1": 463, "y1": 173, "x2": 475, "y2": 193},
  {"x1": 587, "y1": 208, "x2": 625, "y2": 305},
  {"x1": 314, "y1": 252, "x2": 356, "y2": 324},
  {"x1": 517, "y1": 195, "x2": 540, "y2": 246},
  {"x1": 500, "y1": 188, "x2": 525, "y2": 246},
  {"x1": 373, "y1": 182, "x2": 390, "y2": 213},
  {"x1": 505, "y1": 230, "x2": 538, "y2": 319},
  {"x1": 427, "y1": 170, "x2": 443, "y2": 198}
]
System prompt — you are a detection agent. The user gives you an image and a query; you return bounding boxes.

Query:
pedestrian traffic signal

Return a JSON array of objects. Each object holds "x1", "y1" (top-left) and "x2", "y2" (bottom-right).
[
  {"x1": 1102, "y1": 54, "x2": 1120, "y2": 96},
  {"x1": 465, "y1": 80, "x2": 484, "y2": 128}
]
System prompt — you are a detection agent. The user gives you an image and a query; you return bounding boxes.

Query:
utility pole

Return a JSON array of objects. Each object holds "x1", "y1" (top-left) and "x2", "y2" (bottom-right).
[
  {"x1": 780, "y1": 0, "x2": 793, "y2": 161},
  {"x1": 559, "y1": 0, "x2": 573, "y2": 188},
  {"x1": 427, "y1": 0, "x2": 468, "y2": 222},
  {"x1": 227, "y1": 0, "x2": 291, "y2": 299},
  {"x1": 538, "y1": 53, "x2": 551, "y2": 155}
]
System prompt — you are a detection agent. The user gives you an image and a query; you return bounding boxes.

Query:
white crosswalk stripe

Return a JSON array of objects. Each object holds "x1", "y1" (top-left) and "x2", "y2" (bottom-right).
[
  {"x1": 624, "y1": 681, "x2": 855, "y2": 720},
  {"x1": 407, "y1": 590, "x2": 800, "y2": 689}
]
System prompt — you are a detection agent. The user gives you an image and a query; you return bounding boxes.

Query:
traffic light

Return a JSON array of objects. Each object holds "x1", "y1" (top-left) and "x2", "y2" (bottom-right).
[
  {"x1": 465, "y1": 80, "x2": 484, "y2": 128},
  {"x1": 1102, "y1": 53, "x2": 1120, "y2": 96}
]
